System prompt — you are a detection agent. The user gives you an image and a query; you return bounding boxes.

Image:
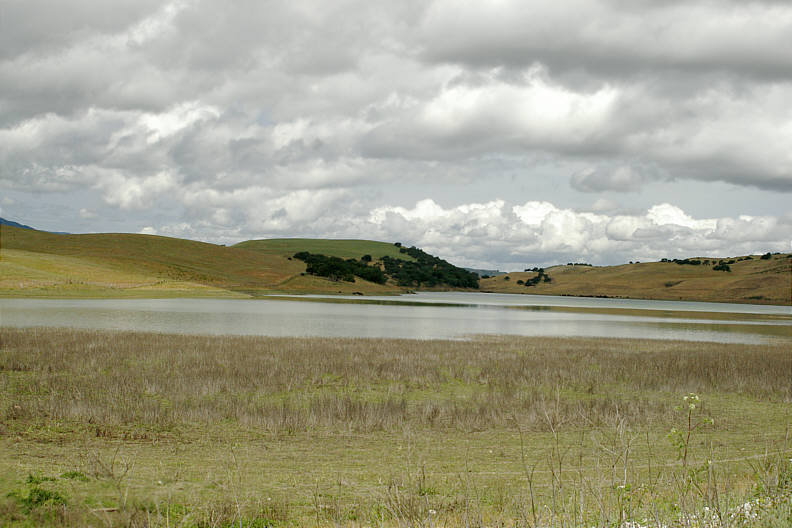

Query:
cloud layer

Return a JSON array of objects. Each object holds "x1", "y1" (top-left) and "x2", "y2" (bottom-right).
[
  {"x1": 136, "y1": 196, "x2": 791, "y2": 271},
  {"x1": 1, "y1": 0, "x2": 790, "y2": 268}
]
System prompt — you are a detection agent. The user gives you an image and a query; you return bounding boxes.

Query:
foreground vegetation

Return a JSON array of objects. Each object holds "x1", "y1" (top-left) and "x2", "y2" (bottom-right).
[{"x1": 1, "y1": 328, "x2": 791, "y2": 526}]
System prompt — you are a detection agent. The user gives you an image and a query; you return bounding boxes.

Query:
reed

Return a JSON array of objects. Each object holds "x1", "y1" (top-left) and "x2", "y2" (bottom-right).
[{"x1": 3, "y1": 328, "x2": 791, "y2": 433}]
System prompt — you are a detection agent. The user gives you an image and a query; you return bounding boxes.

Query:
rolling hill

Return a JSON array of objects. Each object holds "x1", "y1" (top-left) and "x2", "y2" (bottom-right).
[
  {"x1": 234, "y1": 238, "x2": 416, "y2": 261},
  {"x1": 1, "y1": 223, "x2": 789, "y2": 304},
  {"x1": 481, "y1": 255, "x2": 792, "y2": 305},
  {"x1": 0, "y1": 226, "x2": 404, "y2": 297}
]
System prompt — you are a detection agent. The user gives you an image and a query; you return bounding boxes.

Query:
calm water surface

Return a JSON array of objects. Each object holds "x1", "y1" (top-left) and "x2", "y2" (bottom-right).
[{"x1": 1, "y1": 293, "x2": 790, "y2": 343}]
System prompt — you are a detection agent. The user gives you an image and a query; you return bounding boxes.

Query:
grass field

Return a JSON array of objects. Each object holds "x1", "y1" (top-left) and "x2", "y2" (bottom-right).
[
  {"x1": 481, "y1": 256, "x2": 792, "y2": 305},
  {"x1": 2, "y1": 328, "x2": 791, "y2": 526}
]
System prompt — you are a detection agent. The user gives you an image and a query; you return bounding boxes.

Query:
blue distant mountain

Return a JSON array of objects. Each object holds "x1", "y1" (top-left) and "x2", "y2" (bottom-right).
[
  {"x1": 465, "y1": 267, "x2": 506, "y2": 277},
  {"x1": 0, "y1": 217, "x2": 69, "y2": 234},
  {"x1": 0, "y1": 217, "x2": 35, "y2": 230}
]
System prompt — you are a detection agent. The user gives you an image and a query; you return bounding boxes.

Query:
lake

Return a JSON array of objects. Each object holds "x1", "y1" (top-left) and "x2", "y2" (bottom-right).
[{"x1": 1, "y1": 293, "x2": 790, "y2": 343}]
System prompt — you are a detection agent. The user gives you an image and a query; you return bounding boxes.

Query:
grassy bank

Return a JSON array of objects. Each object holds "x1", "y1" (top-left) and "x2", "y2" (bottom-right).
[{"x1": 1, "y1": 328, "x2": 791, "y2": 526}]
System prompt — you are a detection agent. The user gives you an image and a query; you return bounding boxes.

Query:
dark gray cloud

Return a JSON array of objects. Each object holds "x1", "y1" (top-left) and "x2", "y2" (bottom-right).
[
  {"x1": 418, "y1": 1, "x2": 792, "y2": 80},
  {"x1": 570, "y1": 164, "x2": 658, "y2": 193},
  {"x1": 1, "y1": 0, "x2": 790, "y2": 268},
  {"x1": 0, "y1": 0, "x2": 162, "y2": 59}
]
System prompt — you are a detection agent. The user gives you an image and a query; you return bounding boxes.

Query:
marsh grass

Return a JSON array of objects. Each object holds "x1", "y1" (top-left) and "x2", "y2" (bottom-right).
[
  {"x1": 2, "y1": 328, "x2": 790, "y2": 433},
  {"x1": 1, "y1": 328, "x2": 791, "y2": 526}
]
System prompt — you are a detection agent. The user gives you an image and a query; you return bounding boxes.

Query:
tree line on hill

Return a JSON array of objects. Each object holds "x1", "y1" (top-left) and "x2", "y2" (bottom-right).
[
  {"x1": 292, "y1": 252, "x2": 387, "y2": 284},
  {"x1": 293, "y1": 244, "x2": 480, "y2": 289}
]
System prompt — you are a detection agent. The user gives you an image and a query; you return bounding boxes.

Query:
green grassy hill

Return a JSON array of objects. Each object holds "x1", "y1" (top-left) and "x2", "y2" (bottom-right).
[
  {"x1": 0, "y1": 226, "x2": 402, "y2": 297},
  {"x1": 481, "y1": 255, "x2": 792, "y2": 305},
  {"x1": 234, "y1": 238, "x2": 415, "y2": 261}
]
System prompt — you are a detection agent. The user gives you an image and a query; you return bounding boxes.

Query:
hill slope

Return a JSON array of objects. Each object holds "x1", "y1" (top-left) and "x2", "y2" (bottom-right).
[
  {"x1": 2, "y1": 224, "x2": 789, "y2": 304},
  {"x1": 237, "y1": 238, "x2": 479, "y2": 290},
  {"x1": 234, "y1": 238, "x2": 415, "y2": 261},
  {"x1": 481, "y1": 256, "x2": 792, "y2": 305},
  {"x1": 0, "y1": 226, "x2": 401, "y2": 297}
]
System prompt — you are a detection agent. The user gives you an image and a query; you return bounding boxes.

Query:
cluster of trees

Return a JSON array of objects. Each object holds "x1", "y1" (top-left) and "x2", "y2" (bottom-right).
[
  {"x1": 523, "y1": 268, "x2": 551, "y2": 287},
  {"x1": 293, "y1": 244, "x2": 480, "y2": 289},
  {"x1": 292, "y1": 252, "x2": 387, "y2": 284},
  {"x1": 566, "y1": 262, "x2": 592, "y2": 267},
  {"x1": 663, "y1": 258, "x2": 703, "y2": 266},
  {"x1": 712, "y1": 262, "x2": 731, "y2": 272},
  {"x1": 662, "y1": 253, "x2": 776, "y2": 267},
  {"x1": 381, "y1": 245, "x2": 479, "y2": 288}
]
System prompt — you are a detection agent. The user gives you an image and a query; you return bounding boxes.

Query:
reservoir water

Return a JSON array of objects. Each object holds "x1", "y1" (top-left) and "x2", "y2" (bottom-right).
[{"x1": 1, "y1": 293, "x2": 790, "y2": 343}]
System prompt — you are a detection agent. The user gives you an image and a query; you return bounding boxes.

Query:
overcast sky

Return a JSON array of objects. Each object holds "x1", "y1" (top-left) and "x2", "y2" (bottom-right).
[{"x1": 2, "y1": 0, "x2": 791, "y2": 270}]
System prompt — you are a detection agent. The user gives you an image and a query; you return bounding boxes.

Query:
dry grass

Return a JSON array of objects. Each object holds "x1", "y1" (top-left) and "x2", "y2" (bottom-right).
[
  {"x1": 482, "y1": 254, "x2": 792, "y2": 305},
  {"x1": 0, "y1": 226, "x2": 406, "y2": 298},
  {"x1": 2, "y1": 328, "x2": 791, "y2": 433},
  {"x1": 2, "y1": 328, "x2": 791, "y2": 527}
]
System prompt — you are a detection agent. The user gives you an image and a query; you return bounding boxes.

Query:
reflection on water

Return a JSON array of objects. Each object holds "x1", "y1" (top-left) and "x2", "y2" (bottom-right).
[
  {"x1": 298, "y1": 292, "x2": 792, "y2": 315},
  {"x1": 1, "y1": 294, "x2": 790, "y2": 343}
]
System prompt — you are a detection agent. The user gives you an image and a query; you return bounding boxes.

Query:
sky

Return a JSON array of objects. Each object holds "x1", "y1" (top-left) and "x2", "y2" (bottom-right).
[{"x1": 1, "y1": 0, "x2": 791, "y2": 270}]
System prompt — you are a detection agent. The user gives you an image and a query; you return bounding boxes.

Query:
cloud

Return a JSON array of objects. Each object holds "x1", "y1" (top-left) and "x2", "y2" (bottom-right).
[
  {"x1": 99, "y1": 171, "x2": 180, "y2": 210},
  {"x1": 361, "y1": 199, "x2": 788, "y2": 269},
  {"x1": 2, "y1": 0, "x2": 791, "y2": 265},
  {"x1": 361, "y1": 67, "x2": 620, "y2": 160},
  {"x1": 418, "y1": 0, "x2": 792, "y2": 80},
  {"x1": 3, "y1": 0, "x2": 791, "y2": 195},
  {"x1": 570, "y1": 165, "x2": 655, "y2": 192}
]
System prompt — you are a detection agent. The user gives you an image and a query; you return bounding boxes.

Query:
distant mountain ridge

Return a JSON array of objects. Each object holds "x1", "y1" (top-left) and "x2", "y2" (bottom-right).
[
  {"x1": 0, "y1": 217, "x2": 35, "y2": 230},
  {"x1": 0, "y1": 217, "x2": 69, "y2": 235},
  {"x1": 465, "y1": 267, "x2": 506, "y2": 277}
]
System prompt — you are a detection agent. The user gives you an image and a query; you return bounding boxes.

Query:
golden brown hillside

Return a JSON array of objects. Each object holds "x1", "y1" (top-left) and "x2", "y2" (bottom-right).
[
  {"x1": 2, "y1": 224, "x2": 790, "y2": 303},
  {"x1": 0, "y1": 226, "x2": 402, "y2": 297},
  {"x1": 481, "y1": 255, "x2": 792, "y2": 305}
]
